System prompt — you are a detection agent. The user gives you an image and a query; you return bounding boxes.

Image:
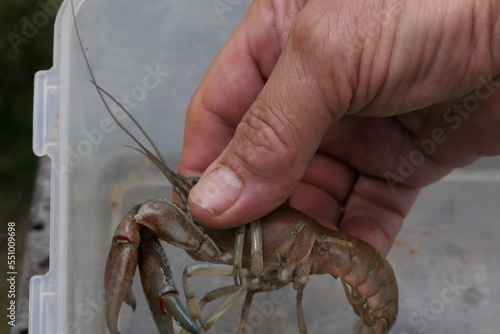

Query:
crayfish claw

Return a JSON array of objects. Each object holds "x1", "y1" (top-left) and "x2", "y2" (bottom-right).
[
  {"x1": 125, "y1": 289, "x2": 137, "y2": 311},
  {"x1": 139, "y1": 236, "x2": 200, "y2": 334},
  {"x1": 104, "y1": 218, "x2": 140, "y2": 334},
  {"x1": 104, "y1": 243, "x2": 137, "y2": 334},
  {"x1": 161, "y1": 293, "x2": 201, "y2": 334},
  {"x1": 105, "y1": 307, "x2": 121, "y2": 334}
]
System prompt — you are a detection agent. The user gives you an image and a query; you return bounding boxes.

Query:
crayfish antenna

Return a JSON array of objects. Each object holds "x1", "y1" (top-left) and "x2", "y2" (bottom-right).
[{"x1": 71, "y1": 0, "x2": 192, "y2": 206}]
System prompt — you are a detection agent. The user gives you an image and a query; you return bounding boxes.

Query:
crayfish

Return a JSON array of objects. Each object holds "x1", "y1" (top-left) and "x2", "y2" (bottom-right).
[{"x1": 93, "y1": 87, "x2": 399, "y2": 334}]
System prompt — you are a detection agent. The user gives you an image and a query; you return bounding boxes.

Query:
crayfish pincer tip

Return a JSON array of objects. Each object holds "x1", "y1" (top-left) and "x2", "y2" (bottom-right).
[
  {"x1": 160, "y1": 294, "x2": 200, "y2": 334},
  {"x1": 105, "y1": 307, "x2": 122, "y2": 334},
  {"x1": 125, "y1": 290, "x2": 137, "y2": 312},
  {"x1": 105, "y1": 319, "x2": 121, "y2": 334}
]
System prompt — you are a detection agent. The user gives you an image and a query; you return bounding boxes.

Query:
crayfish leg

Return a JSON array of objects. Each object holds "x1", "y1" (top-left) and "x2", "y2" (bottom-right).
[
  {"x1": 233, "y1": 220, "x2": 265, "y2": 285},
  {"x1": 236, "y1": 290, "x2": 256, "y2": 334},
  {"x1": 233, "y1": 225, "x2": 246, "y2": 286},
  {"x1": 249, "y1": 220, "x2": 264, "y2": 277},
  {"x1": 183, "y1": 263, "x2": 249, "y2": 330},
  {"x1": 275, "y1": 221, "x2": 308, "y2": 282},
  {"x1": 296, "y1": 287, "x2": 308, "y2": 334}
]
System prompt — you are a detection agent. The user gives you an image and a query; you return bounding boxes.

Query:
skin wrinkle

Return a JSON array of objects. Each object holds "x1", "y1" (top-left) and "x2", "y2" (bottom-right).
[
  {"x1": 476, "y1": 17, "x2": 494, "y2": 72},
  {"x1": 357, "y1": 1, "x2": 493, "y2": 116},
  {"x1": 367, "y1": 7, "x2": 415, "y2": 115},
  {"x1": 323, "y1": 13, "x2": 359, "y2": 116},
  {"x1": 270, "y1": 26, "x2": 335, "y2": 144},
  {"x1": 234, "y1": 109, "x2": 296, "y2": 179},
  {"x1": 468, "y1": 0, "x2": 484, "y2": 56},
  {"x1": 264, "y1": 78, "x2": 305, "y2": 150},
  {"x1": 399, "y1": 12, "x2": 434, "y2": 105},
  {"x1": 451, "y1": 4, "x2": 499, "y2": 94},
  {"x1": 472, "y1": 2, "x2": 497, "y2": 73},
  {"x1": 248, "y1": 100, "x2": 295, "y2": 156},
  {"x1": 340, "y1": 0, "x2": 402, "y2": 114},
  {"x1": 290, "y1": 4, "x2": 356, "y2": 121},
  {"x1": 319, "y1": 4, "x2": 334, "y2": 61},
  {"x1": 229, "y1": 144, "x2": 269, "y2": 183},
  {"x1": 368, "y1": 7, "x2": 402, "y2": 112},
  {"x1": 381, "y1": 13, "x2": 435, "y2": 113},
  {"x1": 413, "y1": 3, "x2": 448, "y2": 80},
  {"x1": 488, "y1": 2, "x2": 500, "y2": 59},
  {"x1": 439, "y1": 9, "x2": 473, "y2": 89},
  {"x1": 354, "y1": 2, "x2": 388, "y2": 114},
  {"x1": 180, "y1": 0, "x2": 500, "y2": 253}
]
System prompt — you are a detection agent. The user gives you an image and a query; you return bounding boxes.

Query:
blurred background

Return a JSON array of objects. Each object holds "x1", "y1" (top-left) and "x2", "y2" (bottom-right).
[{"x1": 0, "y1": 1, "x2": 61, "y2": 333}]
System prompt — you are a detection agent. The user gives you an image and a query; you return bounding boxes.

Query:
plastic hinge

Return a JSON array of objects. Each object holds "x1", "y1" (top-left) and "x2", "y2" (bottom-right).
[
  {"x1": 33, "y1": 68, "x2": 59, "y2": 157},
  {"x1": 29, "y1": 272, "x2": 56, "y2": 334}
]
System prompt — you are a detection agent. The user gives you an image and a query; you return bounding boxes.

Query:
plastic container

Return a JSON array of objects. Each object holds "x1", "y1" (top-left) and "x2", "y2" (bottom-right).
[{"x1": 31, "y1": 0, "x2": 500, "y2": 333}]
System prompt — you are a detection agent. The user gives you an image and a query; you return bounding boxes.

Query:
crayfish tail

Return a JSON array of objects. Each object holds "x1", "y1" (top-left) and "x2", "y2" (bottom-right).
[{"x1": 353, "y1": 319, "x2": 369, "y2": 334}]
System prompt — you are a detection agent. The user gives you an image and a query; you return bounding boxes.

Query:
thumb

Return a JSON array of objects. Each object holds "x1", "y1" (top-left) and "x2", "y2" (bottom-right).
[{"x1": 188, "y1": 49, "x2": 339, "y2": 228}]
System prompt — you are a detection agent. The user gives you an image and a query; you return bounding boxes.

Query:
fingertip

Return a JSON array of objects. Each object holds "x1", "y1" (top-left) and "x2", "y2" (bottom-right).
[
  {"x1": 339, "y1": 217, "x2": 394, "y2": 257},
  {"x1": 187, "y1": 162, "x2": 294, "y2": 229},
  {"x1": 188, "y1": 166, "x2": 242, "y2": 216}
]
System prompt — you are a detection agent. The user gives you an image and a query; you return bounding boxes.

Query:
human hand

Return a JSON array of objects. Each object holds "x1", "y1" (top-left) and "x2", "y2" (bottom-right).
[{"x1": 178, "y1": 0, "x2": 500, "y2": 255}]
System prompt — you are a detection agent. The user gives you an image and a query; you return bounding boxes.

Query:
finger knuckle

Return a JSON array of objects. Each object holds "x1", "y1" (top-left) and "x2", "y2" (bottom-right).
[{"x1": 233, "y1": 99, "x2": 299, "y2": 177}]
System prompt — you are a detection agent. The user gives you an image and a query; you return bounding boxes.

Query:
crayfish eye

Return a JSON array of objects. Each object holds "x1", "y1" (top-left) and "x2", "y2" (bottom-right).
[{"x1": 191, "y1": 176, "x2": 200, "y2": 185}]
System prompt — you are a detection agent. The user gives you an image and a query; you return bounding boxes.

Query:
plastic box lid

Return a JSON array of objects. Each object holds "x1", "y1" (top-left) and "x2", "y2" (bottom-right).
[{"x1": 32, "y1": 0, "x2": 500, "y2": 333}]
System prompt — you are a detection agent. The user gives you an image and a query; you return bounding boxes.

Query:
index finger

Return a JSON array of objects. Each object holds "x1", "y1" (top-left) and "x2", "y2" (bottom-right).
[
  {"x1": 179, "y1": 2, "x2": 282, "y2": 177},
  {"x1": 340, "y1": 175, "x2": 420, "y2": 256}
]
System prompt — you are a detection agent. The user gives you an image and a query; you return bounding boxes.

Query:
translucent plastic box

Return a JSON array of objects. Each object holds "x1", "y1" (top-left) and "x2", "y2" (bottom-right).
[{"x1": 32, "y1": 0, "x2": 500, "y2": 333}]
